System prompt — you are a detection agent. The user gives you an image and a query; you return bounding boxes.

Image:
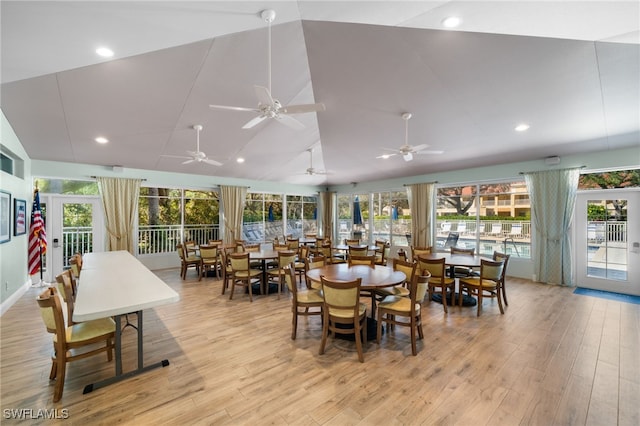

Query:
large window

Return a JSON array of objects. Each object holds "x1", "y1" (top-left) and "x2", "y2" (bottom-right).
[
  {"x1": 138, "y1": 188, "x2": 219, "y2": 255},
  {"x1": 372, "y1": 190, "x2": 410, "y2": 246},
  {"x1": 242, "y1": 193, "x2": 316, "y2": 243},
  {"x1": 436, "y1": 181, "x2": 531, "y2": 258}
]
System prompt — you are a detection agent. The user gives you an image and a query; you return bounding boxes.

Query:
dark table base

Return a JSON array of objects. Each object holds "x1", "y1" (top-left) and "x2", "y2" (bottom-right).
[{"x1": 432, "y1": 292, "x2": 477, "y2": 307}]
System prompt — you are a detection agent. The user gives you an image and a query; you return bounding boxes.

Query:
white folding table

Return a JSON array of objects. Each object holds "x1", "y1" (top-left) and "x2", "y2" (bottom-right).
[{"x1": 74, "y1": 250, "x2": 180, "y2": 394}]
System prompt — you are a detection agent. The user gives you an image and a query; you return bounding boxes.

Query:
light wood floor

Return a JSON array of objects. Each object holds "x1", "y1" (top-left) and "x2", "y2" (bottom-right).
[{"x1": 1, "y1": 269, "x2": 638, "y2": 425}]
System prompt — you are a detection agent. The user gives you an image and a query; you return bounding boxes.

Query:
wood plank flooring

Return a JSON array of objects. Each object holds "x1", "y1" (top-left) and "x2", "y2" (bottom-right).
[{"x1": 1, "y1": 269, "x2": 638, "y2": 425}]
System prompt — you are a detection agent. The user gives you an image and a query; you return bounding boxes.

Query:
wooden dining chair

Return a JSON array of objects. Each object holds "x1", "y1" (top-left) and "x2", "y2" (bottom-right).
[
  {"x1": 295, "y1": 245, "x2": 310, "y2": 286},
  {"x1": 374, "y1": 240, "x2": 389, "y2": 265},
  {"x1": 55, "y1": 270, "x2": 78, "y2": 325},
  {"x1": 410, "y1": 246, "x2": 432, "y2": 261},
  {"x1": 36, "y1": 286, "x2": 115, "y2": 402},
  {"x1": 304, "y1": 254, "x2": 327, "y2": 290},
  {"x1": 282, "y1": 264, "x2": 323, "y2": 340},
  {"x1": 199, "y1": 244, "x2": 219, "y2": 279},
  {"x1": 493, "y1": 251, "x2": 511, "y2": 306},
  {"x1": 416, "y1": 256, "x2": 456, "y2": 313},
  {"x1": 344, "y1": 238, "x2": 361, "y2": 246},
  {"x1": 219, "y1": 249, "x2": 234, "y2": 295},
  {"x1": 266, "y1": 250, "x2": 297, "y2": 298},
  {"x1": 228, "y1": 252, "x2": 262, "y2": 302},
  {"x1": 459, "y1": 259, "x2": 505, "y2": 316},
  {"x1": 319, "y1": 275, "x2": 367, "y2": 363},
  {"x1": 176, "y1": 243, "x2": 201, "y2": 280},
  {"x1": 348, "y1": 245, "x2": 369, "y2": 259},
  {"x1": 377, "y1": 266, "x2": 429, "y2": 356}
]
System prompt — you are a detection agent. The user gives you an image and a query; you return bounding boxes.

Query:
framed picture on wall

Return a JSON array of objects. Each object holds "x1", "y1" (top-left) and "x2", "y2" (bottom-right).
[
  {"x1": 14, "y1": 198, "x2": 26, "y2": 236},
  {"x1": 0, "y1": 190, "x2": 10, "y2": 243}
]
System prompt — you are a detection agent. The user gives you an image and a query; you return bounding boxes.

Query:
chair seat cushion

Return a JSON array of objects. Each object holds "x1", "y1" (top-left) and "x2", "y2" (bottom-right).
[
  {"x1": 234, "y1": 269, "x2": 262, "y2": 278},
  {"x1": 459, "y1": 277, "x2": 499, "y2": 288},
  {"x1": 297, "y1": 290, "x2": 324, "y2": 304},
  {"x1": 375, "y1": 286, "x2": 410, "y2": 297},
  {"x1": 378, "y1": 295, "x2": 420, "y2": 313},
  {"x1": 64, "y1": 317, "x2": 116, "y2": 343},
  {"x1": 329, "y1": 303, "x2": 367, "y2": 318}
]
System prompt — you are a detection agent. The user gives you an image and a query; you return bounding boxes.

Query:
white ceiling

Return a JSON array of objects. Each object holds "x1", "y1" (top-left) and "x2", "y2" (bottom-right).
[{"x1": 2, "y1": 1, "x2": 639, "y2": 186}]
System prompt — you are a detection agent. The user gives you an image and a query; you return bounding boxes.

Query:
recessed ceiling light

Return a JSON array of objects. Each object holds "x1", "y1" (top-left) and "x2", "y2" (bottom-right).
[
  {"x1": 442, "y1": 16, "x2": 461, "y2": 28},
  {"x1": 96, "y1": 47, "x2": 114, "y2": 58},
  {"x1": 95, "y1": 136, "x2": 109, "y2": 144},
  {"x1": 236, "y1": 157, "x2": 245, "y2": 163},
  {"x1": 515, "y1": 123, "x2": 530, "y2": 132}
]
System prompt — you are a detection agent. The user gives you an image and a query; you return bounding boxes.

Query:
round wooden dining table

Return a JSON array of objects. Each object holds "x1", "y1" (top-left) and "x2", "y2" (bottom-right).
[{"x1": 305, "y1": 263, "x2": 406, "y2": 291}]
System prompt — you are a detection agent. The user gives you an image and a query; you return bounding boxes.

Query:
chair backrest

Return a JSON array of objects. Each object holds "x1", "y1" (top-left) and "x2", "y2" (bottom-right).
[
  {"x1": 69, "y1": 253, "x2": 82, "y2": 279},
  {"x1": 490, "y1": 223, "x2": 503, "y2": 235},
  {"x1": 184, "y1": 240, "x2": 197, "y2": 251},
  {"x1": 320, "y1": 276, "x2": 362, "y2": 317},
  {"x1": 287, "y1": 238, "x2": 300, "y2": 250},
  {"x1": 274, "y1": 243, "x2": 290, "y2": 252},
  {"x1": 208, "y1": 239, "x2": 222, "y2": 246},
  {"x1": 493, "y1": 251, "x2": 510, "y2": 282},
  {"x1": 37, "y1": 287, "x2": 66, "y2": 342},
  {"x1": 277, "y1": 250, "x2": 298, "y2": 268},
  {"x1": 55, "y1": 270, "x2": 76, "y2": 324},
  {"x1": 344, "y1": 238, "x2": 360, "y2": 246},
  {"x1": 282, "y1": 264, "x2": 298, "y2": 296},
  {"x1": 348, "y1": 245, "x2": 368, "y2": 257},
  {"x1": 176, "y1": 244, "x2": 185, "y2": 260},
  {"x1": 392, "y1": 258, "x2": 417, "y2": 287},
  {"x1": 416, "y1": 256, "x2": 446, "y2": 282},
  {"x1": 348, "y1": 255, "x2": 375, "y2": 267},
  {"x1": 479, "y1": 259, "x2": 505, "y2": 281},
  {"x1": 199, "y1": 245, "x2": 218, "y2": 260},
  {"x1": 298, "y1": 245, "x2": 310, "y2": 261},
  {"x1": 451, "y1": 246, "x2": 475, "y2": 256},
  {"x1": 441, "y1": 222, "x2": 452, "y2": 232},
  {"x1": 229, "y1": 252, "x2": 250, "y2": 272},
  {"x1": 443, "y1": 232, "x2": 460, "y2": 249},
  {"x1": 244, "y1": 243, "x2": 260, "y2": 253},
  {"x1": 305, "y1": 233, "x2": 317, "y2": 239},
  {"x1": 457, "y1": 222, "x2": 467, "y2": 233},
  {"x1": 413, "y1": 271, "x2": 431, "y2": 306},
  {"x1": 411, "y1": 246, "x2": 432, "y2": 261},
  {"x1": 305, "y1": 255, "x2": 326, "y2": 272}
]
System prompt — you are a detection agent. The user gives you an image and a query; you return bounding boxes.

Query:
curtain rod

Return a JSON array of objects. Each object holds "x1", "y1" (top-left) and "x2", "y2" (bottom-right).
[
  {"x1": 519, "y1": 165, "x2": 586, "y2": 175},
  {"x1": 403, "y1": 181, "x2": 438, "y2": 186},
  {"x1": 91, "y1": 176, "x2": 147, "y2": 181}
]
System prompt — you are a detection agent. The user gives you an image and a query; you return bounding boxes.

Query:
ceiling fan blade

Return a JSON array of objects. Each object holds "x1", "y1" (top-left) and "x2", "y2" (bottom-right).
[
  {"x1": 254, "y1": 85, "x2": 275, "y2": 106},
  {"x1": 411, "y1": 144, "x2": 430, "y2": 152},
  {"x1": 415, "y1": 150, "x2": 445, "y2": 155},
  {"x1": 281, "y1": 103, "x2": 326, "y2": 114},
  {"x1": 203, "y1": 158, "x2": 223, "y2": 166},
  {"x1": 209, "y1": 104, "x2": 258, "y2": 113},
  {"x1": 160, "y1": 154, "x2": 191, "y2": 159},
  {"x1": 376, "y1": 153, "x2": 398, "y2": 159},
  {"x1": 381, "y1": 147, "x2": 402, "y2": 153},
  {"x1": 242, "y1": 115, "x2": 268, "y2": 129},
  {"x1": 182, "y1": 159, "x2": 196, "y2": 164},
  {"x1": 276, "y1": 114, "x2": 305, "y2": 130}
]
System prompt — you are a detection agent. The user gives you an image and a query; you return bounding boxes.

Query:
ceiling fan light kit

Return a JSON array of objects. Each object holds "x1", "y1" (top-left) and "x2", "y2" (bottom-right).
[{"x1": 209, "y1": 9, "x2": 325, "y2": 130}]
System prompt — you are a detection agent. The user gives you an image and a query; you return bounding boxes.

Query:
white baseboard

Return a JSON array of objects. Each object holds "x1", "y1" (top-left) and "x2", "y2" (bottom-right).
[{"x1": 0, "y1": 280, "x2": 34, "y2": 317}]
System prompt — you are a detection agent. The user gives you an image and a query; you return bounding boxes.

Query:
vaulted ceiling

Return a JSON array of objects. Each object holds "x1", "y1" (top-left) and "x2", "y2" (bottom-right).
[{"x1": 2, "y1": 1, "x2": 639, "y2": 186}]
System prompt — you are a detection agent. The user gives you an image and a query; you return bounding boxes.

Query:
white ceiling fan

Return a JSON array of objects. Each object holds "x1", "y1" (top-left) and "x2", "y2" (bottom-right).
[
  {"x1": 304, "y1": 147, "x2": 331, "y2": 176},
  {"x1": 377, "y1": 112, "x2": 444, "y2": 162},
  {"x1": 161, "y1": 125, "x2": 222, "y2": 166},
  {"x1": 209, "y1": 9, "x2": 325, "y2": 130}
]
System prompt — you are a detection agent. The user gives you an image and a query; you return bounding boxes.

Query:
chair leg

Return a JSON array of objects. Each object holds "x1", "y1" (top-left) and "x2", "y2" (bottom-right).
[
  {"x1": 49, "y1": 358, "x2": 57, "y2": 380},
  {"x1": 319, "y1": 312, "x2": 329, "y2": 355},
  {"x1": 502, "y1": 284, "x2": 509, "y2": 306},
  {"x1": 442, "y1": 286, "x2": 449, "y2": 313},
  {"x1": 497, "y1": 289, "x2": 504, "y2": 314},
  {"x1": 477, "y1": 290, "x2": 483, "y2": 316},
  {"x1": 247, "y1": 279, "x2": 253, "y2": 303},
  {"x1": 291, "y1": 309, "x2": 298, "y2": 340},
  {"x1": 410, "y1": 317, "x2": 417, "y2": 356},
  {"x1": 229, "y1": 280, "x2": 235, "y2": 300},
  {"x1": 376, "y1": 311, "x2": 383, "y2": 344},
  {"x1": 53, "y1": 358, "x2": 66, "y2": 403},
  {"x1": 354, "y1": 317, "x2": 365, "y2": 363}
]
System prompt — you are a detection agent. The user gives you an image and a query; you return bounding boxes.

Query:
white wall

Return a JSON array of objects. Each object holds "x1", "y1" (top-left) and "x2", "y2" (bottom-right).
[{"x1": 0, "y1": 111, "x2": 33, "y2": 309}]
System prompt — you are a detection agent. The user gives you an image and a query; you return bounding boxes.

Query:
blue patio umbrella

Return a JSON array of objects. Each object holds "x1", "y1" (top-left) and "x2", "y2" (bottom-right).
[
  {"x1": 391, "y1": 205, "x2": 398, "y2": 220},
  {"x1": 353, "y1": 196, "x2": 363, "y2": 225},
  {"x1": 268, "y1": 204, "x2": 274, "y2": 222},
  {"x1": 313, "y1": 207, "x2": 317, "y2": 220}
]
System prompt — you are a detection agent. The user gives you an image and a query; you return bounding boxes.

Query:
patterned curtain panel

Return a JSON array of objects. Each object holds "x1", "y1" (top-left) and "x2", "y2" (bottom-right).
[
  {"x1": 524, "y1": 168, "x2": 580, "y2": 285},
  {"x1": 220, "y1": 185, "x2": 247, "y2": 244},
  {"x1": 408, "y1": 183, "x2": 435, "y2": 248},
  {"x1": 97, "y1": 177, "x2": 141, "y2": 253},
  {"x1": 319, "y1": 191, "x2": 334, "y2": 240}
]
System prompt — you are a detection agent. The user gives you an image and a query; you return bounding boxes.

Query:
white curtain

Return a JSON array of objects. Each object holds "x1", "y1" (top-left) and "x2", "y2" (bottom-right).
[
  {"x1": 220, "y1": 185, "x2": 247, "y2": 244},
  {"x1": 97, "y1": 177, "x2": 141, "y2": 253},
  {"x1": 524, "y1": 168, "x2": 581, "y2": 286},
  {"x1": 318, "y1": 191, "x2": 334, "y2": 240},
  {"x1": 407, "y1": 183, "x2": 435, "y2": 248}
]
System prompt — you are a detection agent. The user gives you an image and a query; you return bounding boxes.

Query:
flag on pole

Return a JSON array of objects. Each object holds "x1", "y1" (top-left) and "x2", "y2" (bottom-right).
[{"x1": 28, "y1": 189, "x2": 47, "y2": 275}]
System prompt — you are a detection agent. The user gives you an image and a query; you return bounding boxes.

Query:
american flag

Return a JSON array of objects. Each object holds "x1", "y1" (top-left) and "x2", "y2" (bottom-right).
[{"x1": 28, "y1": 189, "x2": 47, "y2": 275}]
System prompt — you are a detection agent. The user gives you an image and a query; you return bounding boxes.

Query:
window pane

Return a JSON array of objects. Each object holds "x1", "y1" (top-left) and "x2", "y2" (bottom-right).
[
  {"x1": 35, "y1": 178, "x2": 99, "y2": 195},
  {"x1": 138, "y1": 187, "x2": 181, "y2": 255}
]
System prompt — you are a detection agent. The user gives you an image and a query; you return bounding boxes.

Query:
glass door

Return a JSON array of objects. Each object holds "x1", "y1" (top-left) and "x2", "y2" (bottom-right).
[
  {"x1": 48, "y1": 196, "x2": 104, "y2": 281},
  {"x1": 575, "y1": 190, "x2": 639, "y2": 295}
]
